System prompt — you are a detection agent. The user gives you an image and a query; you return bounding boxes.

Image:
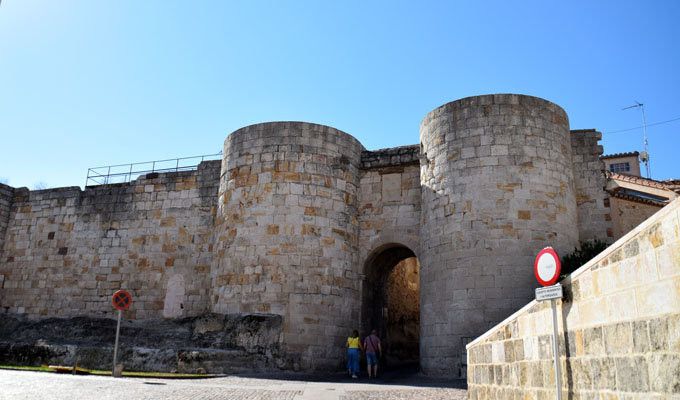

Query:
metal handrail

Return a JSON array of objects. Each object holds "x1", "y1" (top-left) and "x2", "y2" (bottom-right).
[{"x1": 85, "y1": 152, "x2": 222, "y2": 187}]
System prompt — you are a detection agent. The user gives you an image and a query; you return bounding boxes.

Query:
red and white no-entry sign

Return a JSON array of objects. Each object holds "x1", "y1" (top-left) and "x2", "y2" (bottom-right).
[
  {"x1": 111, "y1": 289, "x2": 133, "y2": 377},
  {"x1": 534, "y1": 247, "x2": 561, "y2": 287},
  {"x1": 112, "y1": 290, "x2": 133, "y2": 311}
]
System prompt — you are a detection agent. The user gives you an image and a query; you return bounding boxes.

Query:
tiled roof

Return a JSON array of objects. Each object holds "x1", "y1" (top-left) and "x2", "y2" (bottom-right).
[
  {"x1": 607, "y1": 188, "x2": 667, "y2": 207},
  {"x1": 608, "y1": 172, "x2": 672, "y2": 190},
  {"x1": 601, "y1": 151, "x2": 640, "y2": 160}
]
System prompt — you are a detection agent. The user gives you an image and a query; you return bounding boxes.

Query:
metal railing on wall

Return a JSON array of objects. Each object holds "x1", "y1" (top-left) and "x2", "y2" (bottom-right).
[{"x1": 85, "y1": 152, "x2": 222, "y2": 187}]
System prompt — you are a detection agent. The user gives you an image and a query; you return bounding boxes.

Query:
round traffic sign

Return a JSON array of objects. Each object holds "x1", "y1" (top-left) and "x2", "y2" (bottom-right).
[
  {"x1": 534, "y1": 247, "x2": 561, "y2": 286},
  {"x1": 112, "y1": 290, "x2": 133, "y2": 311}
]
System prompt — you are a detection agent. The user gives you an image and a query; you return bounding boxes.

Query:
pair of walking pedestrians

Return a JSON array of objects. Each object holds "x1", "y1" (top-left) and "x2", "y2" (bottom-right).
[{"x1": 346, "y1": 329, "x2": 382, "y2": 379}]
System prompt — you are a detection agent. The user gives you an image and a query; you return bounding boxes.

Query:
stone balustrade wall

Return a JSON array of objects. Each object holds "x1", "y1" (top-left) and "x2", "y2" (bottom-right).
[{"x1": 466, "y1": 197, "x2": 680, "y2": 399}]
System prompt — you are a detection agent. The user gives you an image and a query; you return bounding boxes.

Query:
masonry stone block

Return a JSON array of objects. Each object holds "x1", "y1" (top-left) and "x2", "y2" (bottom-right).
[{"x1": 647, "y1": 354, "x2": 680, "y2": 393}]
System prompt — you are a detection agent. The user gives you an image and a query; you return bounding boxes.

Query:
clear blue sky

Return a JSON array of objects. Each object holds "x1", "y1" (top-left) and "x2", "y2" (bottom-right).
[{"x1": 1, "y1": 1, "x2": 679, "y2": 189}]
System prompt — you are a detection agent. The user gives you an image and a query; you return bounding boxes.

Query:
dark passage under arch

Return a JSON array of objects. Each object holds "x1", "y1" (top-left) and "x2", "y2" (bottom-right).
[{"x1": 362, "y1": 244, "x2": 420, "y2": 369}]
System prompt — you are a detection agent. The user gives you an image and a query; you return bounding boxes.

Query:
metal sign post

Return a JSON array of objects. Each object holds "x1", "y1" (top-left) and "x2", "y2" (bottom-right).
[
  {"x1": 536, "y1": 284, "x2": 564, "y2": 399},
  {"x1": 534, "y1": 247, "x2": 563, "y2": 400},
  {"x1": 111, "y1": 289, "x2": 133, "y2": 377},
  {"x1": 112, "y1": 309, "x2": 122, "y2": 377},
  {"x1": 550, "y1": 298, "x2": 562, "y2": 400}
]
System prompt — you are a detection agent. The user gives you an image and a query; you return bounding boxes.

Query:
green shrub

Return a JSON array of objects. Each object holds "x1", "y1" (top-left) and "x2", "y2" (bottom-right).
[{"x1": 560, "y1": 239, "x2": 608, "y2": 278}]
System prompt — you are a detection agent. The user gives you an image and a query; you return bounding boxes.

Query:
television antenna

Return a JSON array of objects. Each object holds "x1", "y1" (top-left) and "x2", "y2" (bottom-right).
[{"x1": 622, "y1": 101, "x2": 651, "y2": 178}]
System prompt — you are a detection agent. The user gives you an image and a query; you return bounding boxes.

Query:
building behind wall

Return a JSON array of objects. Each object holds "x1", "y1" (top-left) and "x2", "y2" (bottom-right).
[
  {"x1": 602, "y1": 151, "x2": 641, "y2": 176},
  {"x1": 601, "y1": 152, "x2": 678, "y2": 240},
  {"x1": 0, "y1": 93, "x2": 673, "y2": 377}
]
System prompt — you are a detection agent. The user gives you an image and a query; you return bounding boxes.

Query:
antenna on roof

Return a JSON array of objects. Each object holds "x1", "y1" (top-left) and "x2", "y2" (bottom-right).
[{"x1": 622, "y1": 101, "x2": 651, "y2": 179}]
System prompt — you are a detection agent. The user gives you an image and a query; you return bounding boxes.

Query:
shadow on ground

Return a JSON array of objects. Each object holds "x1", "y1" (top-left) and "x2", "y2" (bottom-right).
[{"x1": 231, "y1": 363, "x2": 467, "y2": 389}]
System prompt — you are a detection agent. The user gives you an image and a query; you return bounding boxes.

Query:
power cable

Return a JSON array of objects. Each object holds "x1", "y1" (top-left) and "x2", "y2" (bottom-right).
[{"x1": 605, "y1": 116, "x2": 680, "y2": 134}]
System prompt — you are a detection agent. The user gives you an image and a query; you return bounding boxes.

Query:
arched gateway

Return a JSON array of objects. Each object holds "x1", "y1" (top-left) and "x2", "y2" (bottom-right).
[{"x1": 362, "y1": 244, "x2": 421, "y2": 369}]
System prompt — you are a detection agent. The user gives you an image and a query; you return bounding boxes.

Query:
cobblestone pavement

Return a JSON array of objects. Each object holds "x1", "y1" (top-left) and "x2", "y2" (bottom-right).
[{"x1": 0, "y1": 370, "x2": 467, "y2": 400}]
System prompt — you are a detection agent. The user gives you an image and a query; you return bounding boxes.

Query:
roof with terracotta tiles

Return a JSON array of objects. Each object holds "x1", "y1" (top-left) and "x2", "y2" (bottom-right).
[
  {"x1": 601, "y1": 151, "x2": 640, "y2": 160},
  {"x1": 607, "y1": 187, "x2": 667, "y2": 207},
  {"x1": 607, "y1": 172, "x2": 673, "y2": 190}
]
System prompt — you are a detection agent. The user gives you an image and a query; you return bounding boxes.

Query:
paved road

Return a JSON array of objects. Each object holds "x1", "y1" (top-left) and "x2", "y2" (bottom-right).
[{"x1": 0, "y1": 370, "x2": 467, "y2": 400}]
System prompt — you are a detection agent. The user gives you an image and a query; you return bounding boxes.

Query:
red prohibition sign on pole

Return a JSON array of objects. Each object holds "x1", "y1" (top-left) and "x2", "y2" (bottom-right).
[
  {"x1": 534, "y1": 247, "x2": 561, "y2": 287},
  {"x1": 112, "y1": 290, "x2": 133, "y2": 311}
]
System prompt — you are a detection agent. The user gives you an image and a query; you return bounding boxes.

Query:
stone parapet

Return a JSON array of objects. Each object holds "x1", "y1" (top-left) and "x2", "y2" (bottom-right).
[
  {"x1": 570, "y1": 129, "x2": 613, "y2": 243},
  {"x1": 466, "y1": 197, "x2": 680, "y2": 399},
  {"x1": 0, "y1": 183, "x2": 14, "y2": 262},
  {"x1": 360, "y1": 145, "x2": 420, "y2": 170}
]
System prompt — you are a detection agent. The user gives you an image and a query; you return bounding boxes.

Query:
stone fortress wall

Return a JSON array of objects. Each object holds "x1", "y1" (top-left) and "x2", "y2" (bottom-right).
[
  {"x1": 0, "y1": 94, "x2": 615, "y2": 377},
  {"x1": 0, "y1": 163, "x2": 219, "y2": 319}
]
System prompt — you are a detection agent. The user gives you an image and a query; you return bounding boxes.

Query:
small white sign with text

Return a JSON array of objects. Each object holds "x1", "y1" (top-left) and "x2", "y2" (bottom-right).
[{"x1": 535, "y1": 283, "x2": 563, "y2": 301}]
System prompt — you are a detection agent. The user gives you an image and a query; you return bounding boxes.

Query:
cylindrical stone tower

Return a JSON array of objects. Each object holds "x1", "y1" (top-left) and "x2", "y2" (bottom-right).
[
  {"x1": 211, "y1": 122, "x2": 365, "y2": 370},
  {"x1": 419, "y1": 94, "x2": 579, "y2": 377}
]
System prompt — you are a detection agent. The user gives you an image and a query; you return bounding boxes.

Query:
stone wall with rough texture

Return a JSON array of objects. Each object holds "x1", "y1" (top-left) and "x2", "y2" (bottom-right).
[
  {"x1": 466, "y1": 197, "x2": 680, "y2": 399},
  {"x1": 571, "y1": 129, "x2": 613, "y2": 243},
  {"x1": 358, "y1": 146, "x2": 421, "y2": 258},
  {"x1": 0, "y1": 183, "x2": 14, "y2": 263},
  {"x1": 212, "y1": 122, "x2": 365, "y2": 371},
  {"x1": 0, "y1": 313, "x2": 286, "y2": 373},
  {"x1": 611, "y1": 197, "x2": 664, "y2": 240},
  {"x1": 386, "y1": 257, "x2": 420, "y2": 364},
  {"x1": 0, "y1": 162, "x2": 219, "y2": 319},
  {"x1": 419, "y1": 94, "x2": 580, "y2": 378},
  {"x1": 360, "y1": 145, "x2": 420, "y2": 170}
]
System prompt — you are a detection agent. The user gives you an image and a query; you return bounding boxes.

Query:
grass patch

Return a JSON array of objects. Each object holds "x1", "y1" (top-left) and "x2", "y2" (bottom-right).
[
  {"x1": 89, "y1": 369, "x2": 212, "y2": 379},
  {"x1": 0, "y1": 365, "x2": 213, "y2": 379},
  {"x1": 0, "y1": 365, "x2": 53, "y2": 372}
]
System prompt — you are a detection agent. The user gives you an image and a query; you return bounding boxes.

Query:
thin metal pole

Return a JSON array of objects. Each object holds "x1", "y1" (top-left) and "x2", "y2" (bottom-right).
[
  {"x1": 551, "y1": 299, "x2": 562, "y2": 400},
  {"x1": 640, "y1": 105, "x2": 651, "y2": 178},
  {"x1": 112, "y1": 309, "x2": 122, "y2": 377},
  {"x1": 623, "y1": 102, "x2": 651, "y2": 179}
]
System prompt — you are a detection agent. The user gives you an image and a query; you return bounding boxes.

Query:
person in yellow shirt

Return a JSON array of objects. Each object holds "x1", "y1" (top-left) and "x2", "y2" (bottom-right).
[{"x1": 346, "y1": 329, "x2": 362, "y2": 378}]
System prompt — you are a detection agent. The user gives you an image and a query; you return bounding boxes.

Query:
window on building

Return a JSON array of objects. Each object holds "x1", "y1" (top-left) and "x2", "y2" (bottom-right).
[{"x1": 609, "y1": 162, "x2": 630, "y2": 173}]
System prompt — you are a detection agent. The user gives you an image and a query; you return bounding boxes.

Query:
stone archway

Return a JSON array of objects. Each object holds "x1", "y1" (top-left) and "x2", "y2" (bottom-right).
[{"x1": 362, "y1": 244, "x2": 420, "y2": 369}]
